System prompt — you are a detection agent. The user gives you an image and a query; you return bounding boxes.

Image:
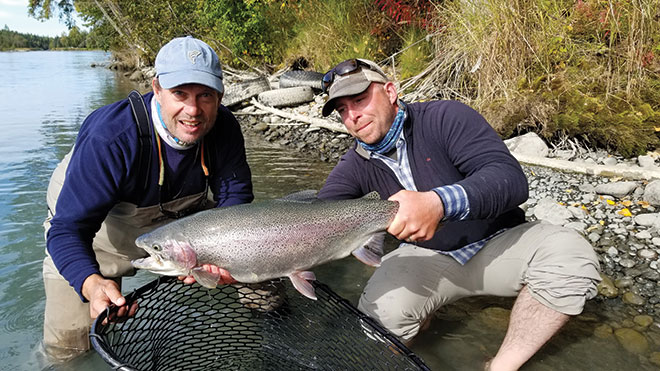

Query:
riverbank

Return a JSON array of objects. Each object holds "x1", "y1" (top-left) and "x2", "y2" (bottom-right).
[{"x1": 236, "y1": 100, "x2": 660, "y2": 365}]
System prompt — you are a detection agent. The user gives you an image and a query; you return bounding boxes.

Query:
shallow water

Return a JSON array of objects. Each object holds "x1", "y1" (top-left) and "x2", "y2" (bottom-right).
[{"x1": 0, "y1": 50, "x2": 655, "y2": 370}]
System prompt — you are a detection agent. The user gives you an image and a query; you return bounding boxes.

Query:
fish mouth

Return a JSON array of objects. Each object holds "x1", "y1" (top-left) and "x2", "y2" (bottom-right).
[{"x1": 131, "y1": 255, "x2": 188, "y2": 276}]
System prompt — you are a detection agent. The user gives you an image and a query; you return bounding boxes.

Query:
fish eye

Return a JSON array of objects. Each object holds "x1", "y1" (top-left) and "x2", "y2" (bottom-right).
[{"x1": 153, "y1": 244, "x2": 162, "y2": 251}]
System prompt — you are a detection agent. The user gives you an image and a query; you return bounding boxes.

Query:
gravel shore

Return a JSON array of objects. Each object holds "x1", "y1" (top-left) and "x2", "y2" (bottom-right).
[{"x1": 231, "y1": 93, "x2": 660, "y2": 365}]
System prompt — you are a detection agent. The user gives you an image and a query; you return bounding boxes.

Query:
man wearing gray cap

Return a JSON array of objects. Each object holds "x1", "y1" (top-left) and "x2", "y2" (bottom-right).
[
  {"x1": 318, "y1": 58, "x2": 601, "y2": 370},
  {"x1": 42, "y1": 36, "x2": 253, "y2": 361}
]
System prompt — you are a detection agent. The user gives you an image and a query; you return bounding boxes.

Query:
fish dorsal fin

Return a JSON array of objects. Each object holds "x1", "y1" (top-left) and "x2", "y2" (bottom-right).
[
  {"x1": 352, "y1": 233, "x2": 385, "y2": 267},
  {"x1": 278, "y1": 190, "x2": 319, "y2": 203},
  {"x1": 362, "y1": 191, "x2": 382, "y2": 200}
]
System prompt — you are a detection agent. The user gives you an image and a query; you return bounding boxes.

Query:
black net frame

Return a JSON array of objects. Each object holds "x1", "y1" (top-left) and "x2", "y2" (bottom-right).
[{"x1": 90, "y1": 276, "x2": 430, "y2": 371}]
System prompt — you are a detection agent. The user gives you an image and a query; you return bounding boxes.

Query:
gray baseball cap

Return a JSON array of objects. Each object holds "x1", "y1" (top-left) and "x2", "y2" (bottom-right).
[
  {"x1": 155, "y1": 36, "x2": 224, "y2": 94},
  {"x1": 321, "y1": 59, "x2": 388, "y2": 116}
]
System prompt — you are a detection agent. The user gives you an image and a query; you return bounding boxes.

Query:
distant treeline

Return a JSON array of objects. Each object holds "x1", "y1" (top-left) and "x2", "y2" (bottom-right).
[{"x1": 0, "y1": 25, "x2": 100, "y2": 51}]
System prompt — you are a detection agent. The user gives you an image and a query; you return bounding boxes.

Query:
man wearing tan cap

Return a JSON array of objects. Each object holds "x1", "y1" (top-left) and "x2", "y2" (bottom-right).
[{"x1": 318, "y1": 58, "x2": 601, "y2": 370}]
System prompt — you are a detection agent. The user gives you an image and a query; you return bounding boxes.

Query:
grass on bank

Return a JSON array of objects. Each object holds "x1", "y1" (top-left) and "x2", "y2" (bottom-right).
[{"x1": 410, "y1": 0, "x2": 660, "y2": 157}]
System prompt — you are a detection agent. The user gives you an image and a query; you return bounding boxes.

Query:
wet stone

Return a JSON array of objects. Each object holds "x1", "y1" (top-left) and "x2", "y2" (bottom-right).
[
  {"x1": 614, "y1": 328, "x2": 649, "y2": 355},
  {"x1": 622, "y1": 319, "x2": 636, "y2": 328},
  {"x1": 623, "y1": 292, "x2": 646, "y2": 306},
  {"x1": 642, "y1": 270, "x2": 660, "y2": 282},
  {"x1": 593, "y1": 323, "x2": 614, "y2": 339},
  {"x1": 598, "y1": 274, "x2": 619, "y2": 298},
  {"x1": 650, "y1": 352, "x2": 660, "y2": 367},
  {"x1": 614, "y1": 277, "x2": 634, "y2": 289},
  {"x1": 478, "y1": 307, "x2": 511, "y2": 331},
  {"x1": 634, "y1": 315, "x2": 654, "y2": 329},
  {"x1": 637, "y1": 231, "x2": 653, "y2": 240},
  {"x1": 638, "y1": 249, "x2": 658, "y2": 260},
  {"x1": 619, "y1": 258, "x2": 636, "y2": 268}
]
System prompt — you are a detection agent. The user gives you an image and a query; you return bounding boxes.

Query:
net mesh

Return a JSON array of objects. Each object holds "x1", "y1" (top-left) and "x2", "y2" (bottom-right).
[{"x1": 91, "y1": 276, "x2": 430, "y2": 371}]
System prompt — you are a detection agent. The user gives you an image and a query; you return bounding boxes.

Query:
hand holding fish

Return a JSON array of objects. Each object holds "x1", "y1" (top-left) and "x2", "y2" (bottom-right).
[
  {"x1": 387, "y1": 190, "x2": 444, "y2": 243},
  {"x1": 178, "y1": 263, "x2": 236, "y2": 285}
]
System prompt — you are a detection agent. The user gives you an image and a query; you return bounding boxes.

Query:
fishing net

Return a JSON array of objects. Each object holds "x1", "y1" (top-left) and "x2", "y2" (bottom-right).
[{"x1": 90, "y1": 276, "x2": 430, "y2": 370}]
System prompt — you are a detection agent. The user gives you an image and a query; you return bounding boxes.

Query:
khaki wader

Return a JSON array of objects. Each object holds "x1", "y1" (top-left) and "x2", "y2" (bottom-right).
[{"x1": 42, "y1": 148, "x2": 213, "y2": 361}]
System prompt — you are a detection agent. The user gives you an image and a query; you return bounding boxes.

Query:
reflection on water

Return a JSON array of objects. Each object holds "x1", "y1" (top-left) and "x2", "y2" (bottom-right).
[{"x1": 0, "y1": 51, "x2": 656, "y2": 371}]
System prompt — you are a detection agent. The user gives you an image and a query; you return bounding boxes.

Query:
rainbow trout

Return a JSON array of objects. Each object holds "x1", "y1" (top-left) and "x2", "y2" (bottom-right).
[{"x1": 132, "y1": 191, "x2": 398, "y2": 299}]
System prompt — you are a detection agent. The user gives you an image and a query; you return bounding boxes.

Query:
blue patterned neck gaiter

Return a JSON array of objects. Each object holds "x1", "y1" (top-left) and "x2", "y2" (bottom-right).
[{"x1": 358, "y1": 101, "x2": 407, "y2": 155}]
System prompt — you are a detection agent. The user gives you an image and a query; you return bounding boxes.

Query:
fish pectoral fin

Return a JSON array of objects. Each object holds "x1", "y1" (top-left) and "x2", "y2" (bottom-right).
[
  {"x1": 352, "y1": 233, "x2": 385, "y2": 267},
  {"x1": 288, "y1": 271, "x2": 317, "y2": 300},
  {"x1": 192, "y1": 267, "x2": 219, "y2": 289}
]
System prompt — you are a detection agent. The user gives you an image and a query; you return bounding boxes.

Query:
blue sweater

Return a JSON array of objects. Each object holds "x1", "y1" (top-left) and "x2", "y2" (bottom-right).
[
  {"x1": 47, "y1": 92, "x2": 254, "y2": 297},
  {"x1": 318, "y1": 100, "x2": 528, "y2": 251}
]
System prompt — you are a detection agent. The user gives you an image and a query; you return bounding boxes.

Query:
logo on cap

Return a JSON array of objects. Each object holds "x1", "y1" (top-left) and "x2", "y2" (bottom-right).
[{"x1": 188, "y1": 50, "x2": 201, "y2": 65}]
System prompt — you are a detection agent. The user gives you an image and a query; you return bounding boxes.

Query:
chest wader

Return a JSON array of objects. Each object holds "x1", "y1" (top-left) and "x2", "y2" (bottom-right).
[{"x1": 41, "y1": 91, "x2": 215, "y2": 361}]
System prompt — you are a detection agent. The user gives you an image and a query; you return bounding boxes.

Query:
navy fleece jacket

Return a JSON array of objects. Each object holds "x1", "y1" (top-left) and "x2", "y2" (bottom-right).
[{"x1": 318, "y1": 100, "x2": 528, "y2": 251}]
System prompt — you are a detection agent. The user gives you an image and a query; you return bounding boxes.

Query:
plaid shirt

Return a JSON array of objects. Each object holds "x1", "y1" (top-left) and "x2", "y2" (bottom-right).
[{"x1": 371, "y1": 132, "x2": 504, "y2": 265}]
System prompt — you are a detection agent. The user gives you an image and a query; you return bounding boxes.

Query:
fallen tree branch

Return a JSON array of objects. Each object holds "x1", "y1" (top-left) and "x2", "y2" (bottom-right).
[
  {"x1": 249, "y1": 99, "x2": 348, "y2": 134},
  {"x1": 233, "y1": 110, "x2": 269, "y2": 116},
  {"x1": 513, "y1": 153, "x2": 660, "y2": 181}
]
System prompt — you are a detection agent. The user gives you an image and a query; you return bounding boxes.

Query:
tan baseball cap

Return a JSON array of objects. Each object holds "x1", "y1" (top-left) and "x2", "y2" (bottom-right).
[{"x1": 321, "y1": 59, "x2": 388, "y2": 116}]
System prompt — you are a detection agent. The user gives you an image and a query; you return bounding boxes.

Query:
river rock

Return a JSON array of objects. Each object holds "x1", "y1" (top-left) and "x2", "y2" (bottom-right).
[
  {"x1": 615, "y1": 277, "x2": 634, "y2": 289},
  {"x1": 598, "y1": 274, "x2": 619, "y2": 298},
  {"x1": 636, "y1": 231, "x2": 654, "y2": 240},
  {"x1": 253, "y1": 122, "x2": 269, "y2": 132},
  {"x1": 644, "y1": 180, "x2": 660, "y2": 206},
  {"x1": 650, "y1": 352, "x2": 660, "y2": 367},
  {"x1": 595, "y1": 181, "x2": 639, "y2": 198},
  {"x1": 533, "y1": 198, "x2": 573, "y2": 225},
  {"x1": 478, "y1": 306, "x2": 510, "y2": 331},
  {"x1": 504, "y1": 132, "x2": 549, "y2": 157},
  {"x1": 579, "y1": 183, "x2": 597, "y2": 193},
  {"x1": 602, "y1": 156, "x2": 619, "y2": 166},
  {"x1": 638, "y1": 249, "x2": 658, "y2": 260},
  {"x1": 638, "y1": 155, "x2": 656, "y2": 168},
  {"x1": 633, "y1": 315, "x2": 654, "y2": 329},
  {"x1": 614, "y1": 328, "x2": 649, "y2": 354},
  {"x1": 593, "y1": 323, "x2": 613, "y2": 339},
  {"x1": 635, "y1": 213, "x2": 660, "y2": 228},
  {"x1": 622, "y1": 292, "x2": 646, "y2": 306}
]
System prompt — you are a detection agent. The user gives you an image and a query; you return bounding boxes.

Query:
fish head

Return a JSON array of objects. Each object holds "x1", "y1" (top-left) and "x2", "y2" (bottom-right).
[{"x1": 132, "y1": 232, "x2": 198, "y2": 276}]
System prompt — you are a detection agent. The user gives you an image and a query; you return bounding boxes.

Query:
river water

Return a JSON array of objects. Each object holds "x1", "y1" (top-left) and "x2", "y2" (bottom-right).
[{"x1": 0, "y1": 50, "x2": 653, "y2": 370}]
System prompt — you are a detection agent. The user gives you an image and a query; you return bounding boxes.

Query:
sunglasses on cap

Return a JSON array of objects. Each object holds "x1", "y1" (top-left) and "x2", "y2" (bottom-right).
[{"x1": 321, "y1": 59, "x2": 386, "y2": 93}]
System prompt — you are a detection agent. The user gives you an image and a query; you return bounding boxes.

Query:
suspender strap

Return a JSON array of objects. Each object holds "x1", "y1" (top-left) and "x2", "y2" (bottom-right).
[{"x1": 127, "y1": 90, "x2": 153, "y2": 192}]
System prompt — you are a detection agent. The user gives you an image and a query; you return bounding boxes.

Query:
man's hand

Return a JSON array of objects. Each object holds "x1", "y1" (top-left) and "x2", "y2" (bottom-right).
[
  {"x1": 387, "y1": 190, "x2": 445, "y2": 243},
  {"x1": 178, "y1": 264, "x2": 237, "y2": 285},
  {"x1": 82, "y1": 273, "x2": 137, "y2": 322}
]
